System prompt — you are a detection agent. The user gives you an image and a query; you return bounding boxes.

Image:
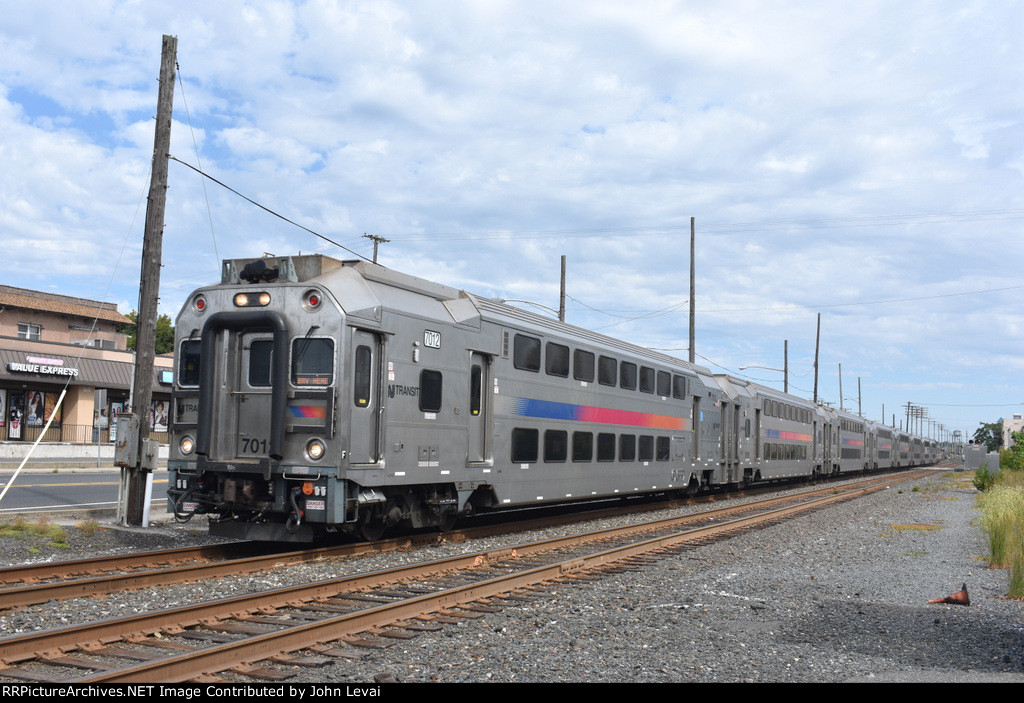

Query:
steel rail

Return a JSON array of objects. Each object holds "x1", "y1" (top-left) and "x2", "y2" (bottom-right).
[
  {"x1": 0, "y1": 469, "x2": 930, "y2": 609},
  {"x1": 0, "y1": 470, "x2": 929, "y2": 679},
  {"x1": 77, "y1": 471, "x2": 919, "y2": 682}
]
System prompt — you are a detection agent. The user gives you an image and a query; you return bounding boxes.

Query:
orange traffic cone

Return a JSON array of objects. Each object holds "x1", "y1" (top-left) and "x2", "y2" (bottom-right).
[{"x1": 928, "y1": 583, "x2": 969, "y2": 606}]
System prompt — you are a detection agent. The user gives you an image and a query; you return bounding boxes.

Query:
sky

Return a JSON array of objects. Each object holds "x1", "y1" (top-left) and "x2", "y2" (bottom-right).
[{"x1": 1, "y1": 0, "x2": 1021, "y2": 441}]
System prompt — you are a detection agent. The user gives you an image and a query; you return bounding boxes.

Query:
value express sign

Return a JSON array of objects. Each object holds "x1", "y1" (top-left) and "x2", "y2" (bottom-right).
[{"x1": 6, "y1": 356, "x2": 80, "y2": 377}]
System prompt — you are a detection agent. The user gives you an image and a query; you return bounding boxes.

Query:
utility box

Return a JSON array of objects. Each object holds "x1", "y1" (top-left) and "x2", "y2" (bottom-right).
[
  {"x1": 141, "y1": 438, "x2": 159, "y2": 472},
  {"x1": 114, "y1": 414, "x2": 140, "y2": 467},
  {"x1": 114, "y1": 414, "x2": 160, "y2": 471}
]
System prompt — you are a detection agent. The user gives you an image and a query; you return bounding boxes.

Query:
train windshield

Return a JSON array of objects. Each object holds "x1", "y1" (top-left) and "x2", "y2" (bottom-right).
[{"x1": 291, "y1": 338, "x2": 334, "y2": 386}]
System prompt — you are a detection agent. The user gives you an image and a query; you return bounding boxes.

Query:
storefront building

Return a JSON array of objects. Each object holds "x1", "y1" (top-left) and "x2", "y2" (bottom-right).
[{"x1": 0, "y1": 285, "x2": 172, "y2": 444}]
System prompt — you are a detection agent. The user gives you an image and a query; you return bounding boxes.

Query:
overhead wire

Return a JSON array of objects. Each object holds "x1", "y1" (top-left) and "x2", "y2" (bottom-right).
[
  {"x1": 167, "y1": 156, "x2": 370, "y2": 262},
  {"x1": 175, "y1": 63, "x2": 220, "y2": 268}
]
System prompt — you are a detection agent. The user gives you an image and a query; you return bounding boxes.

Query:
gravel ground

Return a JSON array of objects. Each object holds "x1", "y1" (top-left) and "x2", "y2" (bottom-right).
[{"x1": 1, "y1": 469, "x2": 1023, "y2": 683}]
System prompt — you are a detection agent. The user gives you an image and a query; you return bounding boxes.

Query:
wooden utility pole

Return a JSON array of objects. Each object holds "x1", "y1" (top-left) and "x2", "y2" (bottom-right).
[
  {"x1": 813, "y1": 313, "x2": 820, "y2": 405},
  {"x1": 838, "y1": 363, "x2": 843, "y2": 412},
  {"x1": 558, "y1": 255, "x2": 566, "y2": 323},
  {"x1": 120, "y1": 34, "x2": 176, "y2": 527},
  {"x1": 688, "y1": 217, "x2": 695, "y2": 365},
  {"x1": 363, "y1": 234, "x2": 389, "y2": 263},
  {"x1": 783, "y1": 339, "x2": 788, "y2": 394}
]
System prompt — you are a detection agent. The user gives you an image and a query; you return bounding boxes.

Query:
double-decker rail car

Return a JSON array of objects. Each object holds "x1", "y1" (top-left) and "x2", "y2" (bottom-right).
[
  {"x1": 873, "y1": 423, "x2": 895, "y2": 470},
  {"x1": 167, "y1": 254, "x2": 937, "y2": 542}
]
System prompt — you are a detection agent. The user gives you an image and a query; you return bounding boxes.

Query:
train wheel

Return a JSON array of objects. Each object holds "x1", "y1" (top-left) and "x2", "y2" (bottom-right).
[
  {"x1": 359, "y1": 520, "x2": 386, "y2": 542},
  {"x1": 439, "y1": 509, "x2": 457, "y2": 533},
  {"x1": 358, "y1": 508, "x2": 386, "y2": 542}
]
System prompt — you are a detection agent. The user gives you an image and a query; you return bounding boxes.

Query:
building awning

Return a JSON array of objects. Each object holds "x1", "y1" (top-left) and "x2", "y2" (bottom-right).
[{"x1": 0, "y1": 348, "x2": 170, "y2": 393}]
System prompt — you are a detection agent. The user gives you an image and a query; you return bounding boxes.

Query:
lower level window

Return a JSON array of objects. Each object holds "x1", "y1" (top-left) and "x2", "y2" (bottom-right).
[{"x1": 512, "y1": 428, "x2": 539, "y2": 463}]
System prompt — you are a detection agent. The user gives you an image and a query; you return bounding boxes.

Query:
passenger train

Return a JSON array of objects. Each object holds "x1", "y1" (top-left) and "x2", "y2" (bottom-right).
[{"x1": 167, "y1": 254, "x2": 941, "y2": 541}]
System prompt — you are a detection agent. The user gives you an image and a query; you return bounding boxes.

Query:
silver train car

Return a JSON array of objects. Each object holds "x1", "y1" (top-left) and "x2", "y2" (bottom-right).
[{"x1": 167, "y1": 254, "x2": 940, "y2": 541}]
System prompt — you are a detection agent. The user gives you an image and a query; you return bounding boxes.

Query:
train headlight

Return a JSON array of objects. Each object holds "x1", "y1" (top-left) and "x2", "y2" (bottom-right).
[
  {"x1": 193, "y1": 295, "x2": 207, "y2": 313},
  {"x1": 233, "y1": 292, "x2": 271, "y2": 307},
  {"x1": 305, "y1": 438, "x2": 326, "y2": 461},
  {"x1": 179, "y1": 435, "x2": 195, "y2": 456}
]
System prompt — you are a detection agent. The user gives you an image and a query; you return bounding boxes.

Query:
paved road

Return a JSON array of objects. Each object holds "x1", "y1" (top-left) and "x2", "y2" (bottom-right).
[{"x1": 0, "y1": 469, "x2": 169, "y2": 515}]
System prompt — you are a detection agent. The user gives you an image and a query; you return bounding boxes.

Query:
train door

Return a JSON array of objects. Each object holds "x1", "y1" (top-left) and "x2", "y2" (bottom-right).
[
  {"x1": 732, "y1": 404, "x2": 740, "y2": 465},
  {"x1": 235, "y1": 333, "x2": 274, "y2": 460},
  {"x1": 754, "y1": 407, "x2": 761, "y2": 461},
  {"x1": 691, "y1": 396, "x2": 701, "y2": 460},
  {"x1": 350, "y1": 329, "x2": 382, "y2": 465},
  {"x1": 467, "y1": 352, "x2": 492, "y2": 465},
  {"x1": 720, "y1": 403, "x2": 729, "y2": 465}
]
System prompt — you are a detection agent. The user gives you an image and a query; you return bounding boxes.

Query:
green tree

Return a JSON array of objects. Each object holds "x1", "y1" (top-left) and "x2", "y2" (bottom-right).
[
  {"x1": 119, "y1": 311, "x2": 175, "y2": 355},
  {"x1": 1000, "y1": 430, "x2": 1024, "y2": 472},
  {"x1": 973, "y1": 421, "x2": 1004, "y2": 452}
]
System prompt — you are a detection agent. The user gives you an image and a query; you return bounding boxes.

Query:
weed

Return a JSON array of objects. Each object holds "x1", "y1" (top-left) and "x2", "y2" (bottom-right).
[{"x1": 75, "y1": 519, "x2": 102, "y2": 538}]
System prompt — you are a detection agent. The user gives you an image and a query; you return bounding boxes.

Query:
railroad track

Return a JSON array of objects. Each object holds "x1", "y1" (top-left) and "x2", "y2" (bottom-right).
[
  {"x1": 0, "y1": 467, "x2": 939, "y2": 609},
  {"x1": 0, "y1": 469, "x2": 932, "y2": 683}
]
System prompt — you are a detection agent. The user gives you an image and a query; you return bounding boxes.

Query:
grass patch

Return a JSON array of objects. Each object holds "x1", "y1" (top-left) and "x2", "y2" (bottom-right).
[
  {"x1": 975, "y1": 469, "x2": 1024, "y2": 599},
  {"x1": 75, "y1": 518, "x2": 103, "y2": 538},
  {"x1": 890, "y1": 523, "x2": 944, "y2": 532},
  {"x1": 0, "y1": 515, "x2": 68, "y2": 549}
]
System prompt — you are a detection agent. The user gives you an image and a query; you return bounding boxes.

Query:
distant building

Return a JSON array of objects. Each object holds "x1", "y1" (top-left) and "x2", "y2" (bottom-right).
[
  {"x1": 0, "y1": 286, "x2": 173, "y2": 443},
  {"x1": 1003, "y1": 414, "x2": 1024, "y2": 449}
]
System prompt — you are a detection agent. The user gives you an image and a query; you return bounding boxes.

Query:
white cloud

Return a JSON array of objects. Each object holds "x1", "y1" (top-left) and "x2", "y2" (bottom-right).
[{"x1": 0, "y1": 0, "x2": 1021, "y2": 434}]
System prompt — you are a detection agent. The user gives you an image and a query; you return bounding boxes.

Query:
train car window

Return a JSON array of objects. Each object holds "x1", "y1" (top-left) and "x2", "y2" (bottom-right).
[
  {"x1": 574, "y1": 350, "x2": 595, "y2": 382},
  {"x1": 470, "y1": 365, "x2": 482, "y2": 416},
  {"x1": 638, "y1": 435, "x2": 654, "y2": 462},
  {"x1": 248, "y1": 340, "x2": 274, "y2": 387},
  {"x1": 354, "y1": 346, "x2": 372, "y2": 407},
  {"x1": 597, "y1": 433, "x2": 615, "y2": 461},
  {"x1": 544, "y1": 430, "x2": 568, "y2": 462},
  {"x1": 545, "y1": 342, "x2": 570, "y2": 377},
  {"x1": 598, "y1": 356, "x2": 617, "y2": 386},
  {"x1": 419, "y1": 369, "x2": 443, "y2": 412},
  {"x1": 511, "y1": 428, "x2": 538, "y2": 463},
  {"x1": 572, "y1": 432, "x2": 593, "y2": 462},
  {"x1": 178, "y1": 340, "x2": 201, "y2": 387},
  {"x1": 620, "y1": 362, "x2": 637, "y2": 390},
  {"x1": 657, "y1": 371, "x2": 671, "y2": 397},
  {"x1": 619, "y1": 434, "x2": 636, "y2": 461},
  {"x1": 672, "y1": 375, "x2": 686, "y2": 399},
  {"x1": 745, "y1": 418, "x2": 751, "y2": 438},
  {"x1": 291, "y1": 338, "x2": 334, "y2": 386},
  {"x1": 639, "y1": 366, "x2": 655, "y2": 394},
  {"x1": 513, "y1": 334, "x2": 541, "y2": 372},
  {"x1": 656, "y1": 436, "x2": 670, "y2": 461}
]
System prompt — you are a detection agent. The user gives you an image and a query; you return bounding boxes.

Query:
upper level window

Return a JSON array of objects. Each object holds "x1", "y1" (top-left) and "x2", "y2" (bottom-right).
[
  {"x1": 639, "y1": 366, "x2": 656, "y2": 394},
  {"x1": 513, "y1": 334, "x2": 541, "y2": 372},
  {"x1": 18, "y1": 323, "x2": 40, "y2": 341},
  {"x1": 545, "y1": 342, "x2": 569, "y2": 377},
  {"x1": 619, "y1": 362, "x2": 637, "y2": 390},
  {"x1": 573, "y1": 350, "x2": 595, "y2": 382}
]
